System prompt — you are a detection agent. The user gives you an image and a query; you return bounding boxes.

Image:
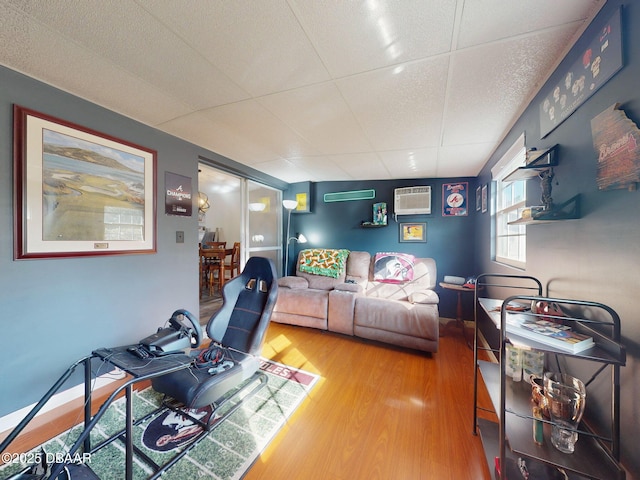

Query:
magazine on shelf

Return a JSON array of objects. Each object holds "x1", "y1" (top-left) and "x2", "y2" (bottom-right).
[{"x1": 506, "y1": 317, "x2": 594, "y2": 353}]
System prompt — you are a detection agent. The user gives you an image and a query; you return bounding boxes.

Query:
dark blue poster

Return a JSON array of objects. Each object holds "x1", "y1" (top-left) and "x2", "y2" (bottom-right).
[
  {"x1": 539, "y1": 8, "x2": 623, "y2": 138},
  {"x1": 165, "y1": 172, "x2": 192, "y2": 216}
]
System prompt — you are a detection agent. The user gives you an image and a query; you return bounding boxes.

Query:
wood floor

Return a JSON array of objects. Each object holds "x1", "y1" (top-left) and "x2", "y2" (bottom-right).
[
  {"x1": 1, "y1": 314, "x2": 497, "y2": 479},
  {"x1": 246, "y1": 320, "x2": 495, "y2": 480}
]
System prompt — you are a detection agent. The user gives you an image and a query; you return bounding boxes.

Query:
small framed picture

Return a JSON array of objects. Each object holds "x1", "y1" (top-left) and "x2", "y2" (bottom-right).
[
  {"x1": 399, "y1": 222, "x2": 426, "y2": 243},
  {"x1": 476, "y1": 186, "x2": 481, "y2": 211},
  {"x1": 481, "y1": 184, "x2": 488, "y2": 213},
  {"x1": 373, "y1": 202, "x2": 388, "y2": 225}
]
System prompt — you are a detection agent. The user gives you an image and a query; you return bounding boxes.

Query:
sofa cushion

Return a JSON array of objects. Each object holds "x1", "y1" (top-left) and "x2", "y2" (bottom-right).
[
  {"x1": 408, "y1": 290, "x2": 439, "y2": 304},
  {"x1": 354, "y1": 297, "x2": 438, "y2": 341},
  {"x1": 345, "y1": 251, "x2": 371, "y2": 286},
  {"x1": 278, "y1": 276, "x2": 309, "y2": 289},
  {"x1": 333, "y1": 282, "x2": 362, "y2": 293},
  {"x1": 273, "y1": 288, "x2": 328, "y2": 320}
]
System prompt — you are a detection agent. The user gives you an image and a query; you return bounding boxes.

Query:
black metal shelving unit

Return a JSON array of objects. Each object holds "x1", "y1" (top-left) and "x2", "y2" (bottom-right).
[{"x1": 472, "y1": 273, "x2": 626, "y2": 480}]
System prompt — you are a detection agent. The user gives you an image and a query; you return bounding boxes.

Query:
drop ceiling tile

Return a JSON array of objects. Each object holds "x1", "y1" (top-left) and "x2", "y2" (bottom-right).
[
  {"x1": 161, "y1": 109, "x2": 282, "y2": 167},
  {"x1": 336, "y1": 57, "x2": 449, "y2": 151},
  {"x1": 289, "y1": 0, "x2": 456, "y2": 78},
  {"x1": 283, "y1": 156, "x2": 350, "y2": 182},
  {"x1": 436, "y1": 143, "x2": 498, "y2": 177},
  {"x1": 252, "y1": 159, "x2": 314, "y2": 184},
  {"x1": 0, "y1": 3, "x2": 193, "y2": 126},
  {"x1": 457, "y1": 0, "x2": 603, "y2": 49},
  {"x1": 379, "y1": 148, "x2": 439, "y2": 179},
  {"x1": 197, "y1": 100, "x2": 321, "y2": 162},
  {"x1": 9, "y1": 0, "x2": 249, "y2": 108},
  {"x1": 328, "y1": 152, "x2": 391, "y2": 180},
  {"x1": 136, "y1": 0, "x2": 330, "y2": 97},
  {"x1": 443, "y1": 27, "x2": 575, "y2": 146},
  {"x1": 258, "y1": 82, "x2": 372, "y2": 154}
]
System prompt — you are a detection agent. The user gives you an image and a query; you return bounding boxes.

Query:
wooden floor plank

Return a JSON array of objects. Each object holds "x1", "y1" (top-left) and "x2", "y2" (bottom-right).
[{"x1": 248, "y1": 321, "x2": 493, "y2": 480}]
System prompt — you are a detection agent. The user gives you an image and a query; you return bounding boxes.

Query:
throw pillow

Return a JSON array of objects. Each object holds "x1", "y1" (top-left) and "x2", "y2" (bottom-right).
[
  {"x1": 373, "y1": 252, "x2": 415, "y2": 283},
  {"x1": 298, "y1": 248, "x2": 350, "y2": 278}
]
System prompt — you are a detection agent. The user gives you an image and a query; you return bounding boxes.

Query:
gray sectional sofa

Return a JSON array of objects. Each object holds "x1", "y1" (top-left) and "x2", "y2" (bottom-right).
[{"x1": 272, "y1": 249, "x2": 440, "y2": 353}]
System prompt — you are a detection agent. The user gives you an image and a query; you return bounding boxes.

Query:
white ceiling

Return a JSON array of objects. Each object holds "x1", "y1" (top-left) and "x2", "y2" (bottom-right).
[{"x1": 0, "y1": 0, "x2": 605, "y2": 184}]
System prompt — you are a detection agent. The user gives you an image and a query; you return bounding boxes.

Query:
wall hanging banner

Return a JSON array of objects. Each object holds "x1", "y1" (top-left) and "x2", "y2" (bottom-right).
[
  {"x1": 442, "y1": 182, "x2": 468, "y2": 217},
  {"x1": 539, "y1": 7, "x2": 623, "y2": 138},
  {"x1": 165, "y1": 172, "x2": 192, "y2": 216}
]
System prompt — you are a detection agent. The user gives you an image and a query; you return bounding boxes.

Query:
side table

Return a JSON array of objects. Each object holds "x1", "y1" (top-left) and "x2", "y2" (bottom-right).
[{"x1": 439, "y1": 282, "x2": 475, "y2": 347}]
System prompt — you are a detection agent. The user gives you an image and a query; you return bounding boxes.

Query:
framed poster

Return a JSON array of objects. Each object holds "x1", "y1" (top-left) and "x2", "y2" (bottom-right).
[
  {"x1": 539, "y1": 8, "x2": 623, "y2": 138},
  {"x1": 481, "y1": 184, "x2": 488, "y2": 213},
  {"x1": 373, "y1": 202, "x2": 388, "y2": 225},
  {"x1": 399, "y1": 223, "x2": 426, "y2": 243},
  {"x1": 476, "y1": 186, "x2": 481, "y2": 211},
  {"x1": 442, "y1": 182, "x2": 468, "y2": 217},
  {"x1": 13, "y1": 105, "x2": 157, "y2": 259},
  {"x1": 165, "y1": 172, "x2": 192, "y2": 216}
]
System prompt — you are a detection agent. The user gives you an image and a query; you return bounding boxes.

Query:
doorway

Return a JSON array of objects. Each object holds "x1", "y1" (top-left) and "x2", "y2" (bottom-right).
[{"x1": 197, "y1": 163, "x2": 283, "y2": 321}]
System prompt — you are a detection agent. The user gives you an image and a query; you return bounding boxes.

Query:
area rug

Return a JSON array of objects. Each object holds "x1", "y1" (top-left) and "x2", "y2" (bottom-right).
[{"x1": 0, "y1": 359, "x2": 319, "y2": 480}]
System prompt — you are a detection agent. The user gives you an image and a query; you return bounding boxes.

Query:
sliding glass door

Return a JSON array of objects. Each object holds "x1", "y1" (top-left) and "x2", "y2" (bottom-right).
[
  {"x1": 198, "y1": 165, "x2": 283, "y2": 277},
  {"x1": 246, "y1": 180, "x2": 283, "y2": 276}
]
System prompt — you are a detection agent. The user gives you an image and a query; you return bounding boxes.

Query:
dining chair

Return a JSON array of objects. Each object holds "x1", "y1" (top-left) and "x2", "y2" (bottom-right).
[
  {"x1": 225, "y1": 242, "x2": 241, "y2": 280},
  {"x1": 201, "y1": 242, "x2": 226, "y2": 297}
]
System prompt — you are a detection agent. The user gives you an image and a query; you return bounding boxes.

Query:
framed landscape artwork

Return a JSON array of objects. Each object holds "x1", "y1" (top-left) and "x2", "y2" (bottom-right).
[{"x1": 13, "y1": 105, "x2": 157, "y2": 259}]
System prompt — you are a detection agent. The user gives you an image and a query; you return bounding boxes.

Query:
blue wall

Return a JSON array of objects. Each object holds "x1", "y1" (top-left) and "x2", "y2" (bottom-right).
[
  {"x1": 286, "y1": 178, "x2": 477, "y2": 319},
  {"x1": 0, "y1": 66, "x2": 284, "y2": 417},
  {"x1": 475, "y1": 1, "x2": 639, "y2": 476}
]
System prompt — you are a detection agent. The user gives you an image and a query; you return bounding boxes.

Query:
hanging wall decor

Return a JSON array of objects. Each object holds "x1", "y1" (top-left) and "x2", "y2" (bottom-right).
[
  {"x1": 539, "y1": 8, "x2": 623, "y2": 138},
  {"x1": 442, "y1": 182, "x2": 468, "y2": 217},
  {"x1": 591, "y1": 103, "x2": 640, "y2": 190},
  {"x1": 13, "y1": 105, "x2": 157, "y2": 259},
  {"x1": 165, "y1": 172, "x2": 192, "y2": 217}
]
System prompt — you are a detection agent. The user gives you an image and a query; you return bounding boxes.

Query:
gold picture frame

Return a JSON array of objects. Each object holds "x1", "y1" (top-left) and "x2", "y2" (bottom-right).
[{"x1": 399, "y1": 222, "x2": 426, "y2": 243}]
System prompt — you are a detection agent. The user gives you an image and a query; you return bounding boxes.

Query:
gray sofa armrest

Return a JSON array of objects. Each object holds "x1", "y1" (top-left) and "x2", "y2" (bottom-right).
[
  {"x1": 333, "y1": 282, "x2": 364, "y2": 294},
  {"x1": 408, "y1": 290, "x2": 440, "y2": 305},
  {"x1": 278, "y1": 276, "x2": 309, "y2": 289}
]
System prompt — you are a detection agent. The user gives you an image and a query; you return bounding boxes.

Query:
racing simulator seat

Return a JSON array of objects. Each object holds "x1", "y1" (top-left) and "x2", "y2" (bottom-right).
[{"x1": 151, "y1": 256, "x2": 279, "y2": 424}]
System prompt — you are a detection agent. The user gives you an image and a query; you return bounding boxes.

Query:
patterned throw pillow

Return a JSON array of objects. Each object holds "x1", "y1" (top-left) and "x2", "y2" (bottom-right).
[
  {"x1": 298, "y1": 248, "x2": 350, "y2": 278},
  {"x1": 373, "y1": 252, "x2": 415, "y2": 283}
]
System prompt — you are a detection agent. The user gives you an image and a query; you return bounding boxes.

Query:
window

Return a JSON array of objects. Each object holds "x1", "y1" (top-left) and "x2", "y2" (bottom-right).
[{"x1": 492, "y1": 134, "x2": 527, "y2": 269}]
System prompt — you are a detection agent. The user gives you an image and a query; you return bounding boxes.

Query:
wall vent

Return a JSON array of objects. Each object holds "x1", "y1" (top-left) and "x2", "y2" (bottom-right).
[{"x1": 394, "y1": 186, "x2": 431, "y2": 216}]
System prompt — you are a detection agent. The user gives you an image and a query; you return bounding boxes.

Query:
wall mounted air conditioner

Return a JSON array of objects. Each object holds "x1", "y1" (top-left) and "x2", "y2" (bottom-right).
[{"x1": 394, "y1": 186, "x2": 432, "y2": 217}]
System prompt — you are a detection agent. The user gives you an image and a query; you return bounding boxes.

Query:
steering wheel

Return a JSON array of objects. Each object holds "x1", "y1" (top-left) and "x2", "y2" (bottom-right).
[{"x1": 169, "y1": 309, "x2": 203, "y2": 349}]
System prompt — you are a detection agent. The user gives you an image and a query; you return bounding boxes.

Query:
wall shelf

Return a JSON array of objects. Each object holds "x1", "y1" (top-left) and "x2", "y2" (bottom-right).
[
  {"x1": 503, "y1": 145, "x2": 558, "y2": 182},
  {"x1": 360, "y1": 222, "x2": 387, "y2": 228},
  {"x1": 509, "y1": 194, "x2": 580, "y2": 225}
]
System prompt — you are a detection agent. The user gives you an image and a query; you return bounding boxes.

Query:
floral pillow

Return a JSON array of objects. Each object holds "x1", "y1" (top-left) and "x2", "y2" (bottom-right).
[{"x1": 373, "y1": 252, "x2": 415, "y2": 284}]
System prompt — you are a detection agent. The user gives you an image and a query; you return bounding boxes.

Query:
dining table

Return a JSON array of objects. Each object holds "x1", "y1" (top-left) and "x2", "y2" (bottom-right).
[{"x1": 200, "y1": 247, "x2": 233, "y2": 296}]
